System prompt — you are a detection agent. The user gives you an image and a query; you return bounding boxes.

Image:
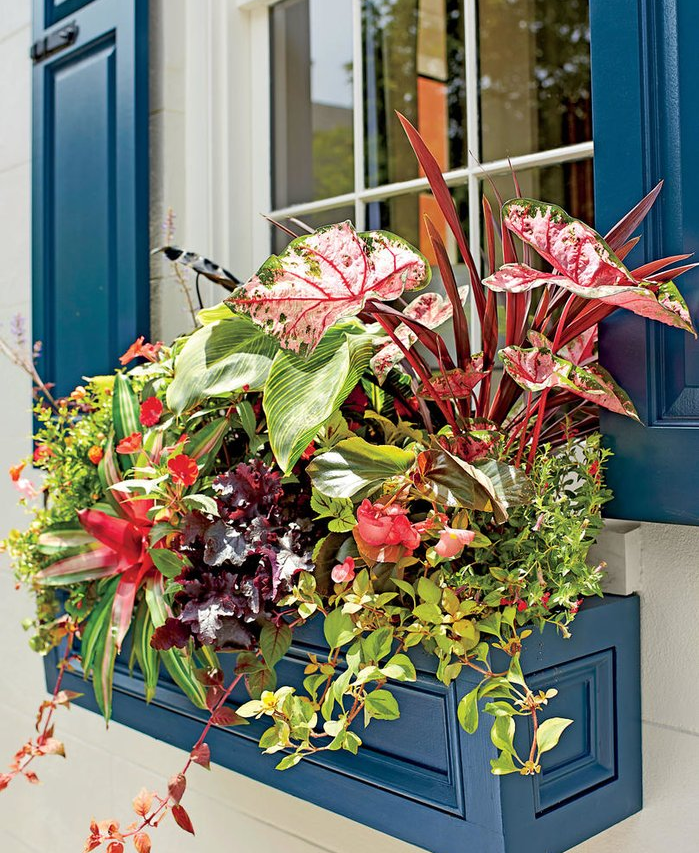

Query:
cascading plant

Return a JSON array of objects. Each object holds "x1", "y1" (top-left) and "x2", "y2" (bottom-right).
[{"x1": 2, "y1": 114, "x2": 696, "y2": 850}]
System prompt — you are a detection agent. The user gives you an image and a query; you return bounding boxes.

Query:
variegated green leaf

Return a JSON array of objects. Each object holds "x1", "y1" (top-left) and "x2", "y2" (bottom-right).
[
  {"x1": 113, "y1": 373, "x2": 142, "y2": 469},
  {"x1": 132, "y1": 600, "x2": 160, "y2": 703},
  {"x1": 167, "y1": 316, "x2": 278, "y2": 415},
  {"x1": 263, "y1": 325, "x2": 373, "y2": 473},
  {"x1": 144, "y1": 577, "x2": 207, "y2": 709}
]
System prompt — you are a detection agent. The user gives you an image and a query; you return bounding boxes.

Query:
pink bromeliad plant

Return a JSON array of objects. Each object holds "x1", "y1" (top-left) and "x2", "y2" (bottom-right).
[{"x1": 2, "y1": 115, "x2": 696, "y2": 850}]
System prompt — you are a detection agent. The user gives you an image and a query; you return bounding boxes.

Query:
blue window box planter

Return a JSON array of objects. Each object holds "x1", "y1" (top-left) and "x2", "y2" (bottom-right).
[{"x1": 46, "y1": 593, "x2": 641, "y2": 853}]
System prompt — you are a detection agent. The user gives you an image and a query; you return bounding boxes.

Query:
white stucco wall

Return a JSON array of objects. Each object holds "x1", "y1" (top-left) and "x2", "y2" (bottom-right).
[{"x1": 1, "y1": 4, "x2": 698, "y2": 852}]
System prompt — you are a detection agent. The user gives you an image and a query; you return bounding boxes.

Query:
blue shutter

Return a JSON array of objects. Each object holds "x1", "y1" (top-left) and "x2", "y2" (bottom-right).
[
  {"x1": 32, "y1": 0, "x2": 149, "y2": 398},
  {"x1": 591, "y1": 0, "x2": 699, "y2": 524}
]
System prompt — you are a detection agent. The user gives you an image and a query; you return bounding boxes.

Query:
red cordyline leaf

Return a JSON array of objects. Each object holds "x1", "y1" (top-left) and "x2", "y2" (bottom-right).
[
  {"x1": 171, "y1": 804, "x2": 195, "y2": 835},
  {"x1": 500, "y1": 337, "x2": 639, "y2": 420},
  {"x1": 370, "y1": 287, "x2": 469, "y2": 382},
  {"x1": 396, "y1": 113, "x2": 486, "y2": 324},
  {"x1": 424, "y1": 216, "x2": 471, "y2": 366},
  {"x1": 483, "y1": 199, "x2": 696, "y2": 336},
  {"x1": 604, "y1": 180, "x2": 663, "y2": 251},
  {"x1": 228, "y1": 221, "x2": 430, "y2": 354}
]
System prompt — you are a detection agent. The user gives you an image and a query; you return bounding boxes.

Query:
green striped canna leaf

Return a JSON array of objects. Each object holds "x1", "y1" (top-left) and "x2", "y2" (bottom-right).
[
  {"x1": 144, "y1": 576, "x2": 207, "y2": 709},
  {"x1": 167, "y1": 315, "x2": 278, "y2": 415},
  {"x1": 263, "y1": 325, "x2": 373, "y2": 474},
  {"x1": 132, "y1": 600, "x2": 160, "y2": 703},
  {"x1": 113, "y1": 373, "x2": 142, "y2": 470}
]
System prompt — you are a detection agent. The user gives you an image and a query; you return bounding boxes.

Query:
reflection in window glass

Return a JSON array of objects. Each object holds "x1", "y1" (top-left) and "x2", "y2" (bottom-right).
[
  {"x1": 271, "y1": 206, "x2": 356, "y2": 255},
  {"x1": 271, "y1": 0, "x2": 354, "y2": 208},
  {"x1": 366, "y1": 183, "x2": 468, "y2": 265},
  {"x1": 363, "y1": 0, "x2": 467, "y2": 188},
  {"x1": 478, "y1": 0, "x2": 591, "y2": 161}
]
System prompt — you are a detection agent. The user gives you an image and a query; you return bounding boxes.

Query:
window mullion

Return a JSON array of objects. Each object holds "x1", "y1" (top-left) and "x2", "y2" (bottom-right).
[
  {"x1": 352, "y1": 0, "x2": 365, "y2": 230},
  {"x1": 464, "y1": 0, "x2": 482, "y2": 352}
]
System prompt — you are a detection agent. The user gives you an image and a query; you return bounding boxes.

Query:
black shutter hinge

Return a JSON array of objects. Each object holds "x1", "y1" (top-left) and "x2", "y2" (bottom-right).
[{"x1": 30, "y1": 22, "x2": 79, "y2": 64}]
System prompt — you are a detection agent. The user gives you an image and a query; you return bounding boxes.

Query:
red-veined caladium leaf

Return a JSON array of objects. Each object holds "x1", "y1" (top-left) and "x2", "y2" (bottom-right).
[
  {"x1": 228, "y1": 221, "x2": 431, "y2": 354},
  {"x1": 483, "y1": 199, "x2": 696, "y2": 336},
  {"x1": 558, "y1": 326, "x2": 597, "y2": 367},
  {"x1": 417, "y1": 354, "x2": 487, "y2": 399},
  {"x1": 370, "y1": 286, "x2": 469, "y2": 382},
  {"x1": 499, "y1": 343, "x2": 640, "y2": 420}
]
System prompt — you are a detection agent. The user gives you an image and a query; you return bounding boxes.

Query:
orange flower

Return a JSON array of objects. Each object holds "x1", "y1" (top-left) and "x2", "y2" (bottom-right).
[
  {"x1": 116, "y1": 432, "x2": 142, "y2": 454},
  {"x1": 167, "y1": 454, "x2": 199, "y2": 486},
  {"x1": 88, "y1": 446, "x2": 104, "y2": 465},
  {"x1": 70, "y1": 385, "x2": 87, "y2": 400},
  {"x1": 33, "y1": 444, "x2": 53, "y2": 464},
  {"x1": 139, "y1": 396, "x2": 163, "y2": 427},
  {"x1": 9, "y1": 462, "x2": 25, "y2": 482},
  {"x1": 119, "y1": 337, "x2": 163, "y2": 366}
]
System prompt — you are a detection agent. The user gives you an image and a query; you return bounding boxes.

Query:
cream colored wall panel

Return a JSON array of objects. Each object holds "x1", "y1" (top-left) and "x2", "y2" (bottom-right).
[{"x1": 0, "y1": 27, "x2": 31, "y2": 173}]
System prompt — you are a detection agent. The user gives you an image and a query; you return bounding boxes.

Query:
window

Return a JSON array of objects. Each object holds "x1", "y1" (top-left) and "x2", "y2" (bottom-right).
[{"x1": 263, "y1": 0, "x2": 593, "y2": 286}]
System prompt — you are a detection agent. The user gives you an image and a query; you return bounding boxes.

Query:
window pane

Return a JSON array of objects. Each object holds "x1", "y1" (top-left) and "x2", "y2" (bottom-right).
[
  {"x1": 270, "y1": 205, "x2": 356, "y2": 255},
  {"x1": 478, "y1": 0, "x2": 591, "y2": 162},
  {"x1": 367, "y1": 184, "x2": 468, "y2": 264},
  {"x1": 363, "y1": 0, "x2": 467, "y2": 188},
  {"x1": 480, "y1": 159, "x2": 594, "y2": 270},
  {"x1": 271, "y1": 0, "x2": 354, "y2": 208}
]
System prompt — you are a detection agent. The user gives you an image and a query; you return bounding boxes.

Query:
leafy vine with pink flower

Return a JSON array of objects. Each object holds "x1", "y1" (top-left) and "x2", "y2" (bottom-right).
[{"x1": 2, "y1": 115, "x2": 696, "y2": 849}]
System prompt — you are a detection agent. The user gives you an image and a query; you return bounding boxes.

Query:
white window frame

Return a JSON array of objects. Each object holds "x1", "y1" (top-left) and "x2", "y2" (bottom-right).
[{"x1": 237, "y1": 0, "x2": 593, "y2": 342}]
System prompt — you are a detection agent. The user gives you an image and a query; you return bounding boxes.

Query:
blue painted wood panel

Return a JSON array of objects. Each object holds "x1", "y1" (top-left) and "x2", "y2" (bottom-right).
[
  {"x1": 32, "y1": 0, "x2": 149, "y2": 398},
  {"x1": 46, "y1": 595, "x2": 641, "y2": 853},
  {"x1": 591, "y1": 0, "x2": 699, "y2": 523}
]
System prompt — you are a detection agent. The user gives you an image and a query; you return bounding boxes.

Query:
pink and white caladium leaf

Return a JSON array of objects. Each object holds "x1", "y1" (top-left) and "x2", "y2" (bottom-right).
[
  {"x1": 558, "y1": 326, "x2": 597, "y2": 367},
  {"x1": 418, "y1": 354, "x2": 487, "y2": 399},
  {"x1": 370, "y1": 286, "x2": 469, "y2": 383},
  {"x1": 500, "y1": 343, "x2": 640, "y2": 420},
  {"x1": 228, "y1": 221, "x2": 431, "y2": 354},
  {"x1": 483, "y1": 199, "x2": 696, "y2": 336}
]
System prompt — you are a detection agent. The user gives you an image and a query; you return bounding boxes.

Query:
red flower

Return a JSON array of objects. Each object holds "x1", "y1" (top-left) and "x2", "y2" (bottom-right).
[
  {"x1": 119, "y1": 336, "x2": 163, "y2": 366},
  {"x1": 9, "y1": 462, "x2": 25, "y2": 482},
  {"x1": 353, "y1": 499, "x2": 421, "y2": 564},
  {"x1": 541, "y1": 591, "x2": 551, "y2": 609},
  {"x1": 331, "y1": 556, "x2": 356, "y2": 584},
  {"x1": 33, "y1": 444, "x2": 53, "y2": 464},
  {"x1": 570, "y1": 598, "x2": 584, "y2": 615},
  {"x1": 500, "y1": 597, "x2": 513, "y2": 607},
  {"x1": 139, "y1": 396, "x2": 163, "y2": 427},
  {"x1": 300, "y1": 441, "x2": 316, "y2": 461},
  {"x1": 88, "y1": 446, "x2": 104, "y2": 465},
  {"x1": 517, "y1": 599, "x2": 529, "y2": 612},
  {"x1": 167, "y1": 454, "x2": 199, "y2": 486},
  {"x1": 116, "y1": 432, "x2": 142, "y2": 454}
]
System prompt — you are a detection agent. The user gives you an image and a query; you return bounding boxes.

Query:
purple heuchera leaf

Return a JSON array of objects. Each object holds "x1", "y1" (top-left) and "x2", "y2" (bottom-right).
[
  {"x1": 370, "y1": 286, "x2": 469, "y2": 383},
  {"x1": 228, "y1": 221, "x2": 431, "y2": 354},
  {"x1": 159, "y1": 460, "x2": 314, "y2": 649},
  {"x1": 482, "y1": 199, "x2": 696, "y2": 336}
]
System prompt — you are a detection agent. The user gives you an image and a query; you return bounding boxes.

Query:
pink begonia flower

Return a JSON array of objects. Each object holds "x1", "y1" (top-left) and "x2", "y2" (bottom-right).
[
  {"x1": 14, "y1": 478, "x2": 39, "y2": 501},
  {"x1": 434, "y1": 527, "x2": 476, "y2": 559},
  {"x1": 355, "y1": 499, "x2": 420, "y2": 550},
  {"x1": 331, "y1": 556, "x2": 356, "y2": 584}
]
